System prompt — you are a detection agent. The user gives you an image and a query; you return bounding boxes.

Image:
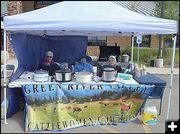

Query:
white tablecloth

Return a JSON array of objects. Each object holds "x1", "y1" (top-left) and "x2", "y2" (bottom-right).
[{"x1": 8, "y1": 78, "x2": 139, "y2": 88}]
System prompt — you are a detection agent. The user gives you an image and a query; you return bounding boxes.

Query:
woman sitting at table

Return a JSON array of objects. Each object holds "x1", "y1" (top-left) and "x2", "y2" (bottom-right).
[
  {"x1": 39, "y1": 51, "x2": 60, "y2": 76},
  {"x1": 73, "y1": 55, "x2": 94, "y2": 74},
  {"x1": 97, "y1": 55, "x2": 122, "y2": 77}
]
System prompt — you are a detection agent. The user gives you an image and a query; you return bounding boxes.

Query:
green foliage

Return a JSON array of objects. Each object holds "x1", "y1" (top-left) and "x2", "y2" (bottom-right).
[
  {"x1": 43, "y1": 97, "x2": 47, "y2": 104},
  {"x1": 49, "y1": 96, "x2": 53, "y2": 103},
  {"x1": 121, "y1": 46, "x2": 131, "y2": 56},
  {"x1": 76, "y1": 96, "x2": 90, "y2": 103},
  {"x1": 62, "y1": 96, "x2": 69, "y2": 104},
  {"x1": 154, "y1": 1, "x2": 179, "y2": 57},
  {"x1": 155, "y1": 1, "x2": 179, "y2": 21},
  {"x1": 132, "y1": 48, "x2": 179, "y2": 66},
  {"x1": 132, "y1": 48, "x2": 158, "y2": 65},
  {"x1": 133, "y1": 92, "x2": 145, "y2": 99},
  {"x1": 110, "y1": 92, "x2": 122, "y2": 100},
  {"x1": 163, "y1": 46, "x2": 171, "y2": 58},
  {"x1": 163, "y1": 47, "x2": 179, "y2": 66}
]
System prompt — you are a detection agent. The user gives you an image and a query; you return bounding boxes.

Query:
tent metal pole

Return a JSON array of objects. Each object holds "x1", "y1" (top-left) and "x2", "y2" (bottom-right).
[
  {"x1": 137, "y1": 43, "x2": 140, "y2": 64},
  {"x1": 166, "y1": 34, "x2": 177, "y2": 120},
  {"x1": 3, "y1": 30, "x2": 8, "y2": 124},
  {"x1": 131, "y1": 34, "x2": 134, "y2": 62}
]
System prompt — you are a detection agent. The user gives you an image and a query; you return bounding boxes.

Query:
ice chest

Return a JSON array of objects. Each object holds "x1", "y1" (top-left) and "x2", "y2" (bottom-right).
[
  {"x1": 143, "y1": 106, "x2": 157, "y2": 125},
  {"x1": 117, "y1": 73, "x2": 132, "y2": 80}
]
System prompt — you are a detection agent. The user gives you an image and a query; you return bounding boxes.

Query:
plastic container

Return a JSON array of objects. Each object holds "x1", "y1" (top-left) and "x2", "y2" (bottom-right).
[
  {"x1": 155, "y1": 58, "x2": 163, "y2": 68},
  {"x1": 143, "y1": 106, "x2": 158, "y2": 125},
  {"x1": 93, "y1": 66, "x2": 97, "y2": 76},
  {"x1": 117, "y1": 73, "x2": 132, "y2": 80},
  {"x1": 122, "y1": 54, "x2": 129, "y2": 63}
]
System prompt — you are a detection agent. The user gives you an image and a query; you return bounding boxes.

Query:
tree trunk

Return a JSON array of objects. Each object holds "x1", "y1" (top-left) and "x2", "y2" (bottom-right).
[
  {"x1": 157, "y1": 1, "x2": 164, "y2": 58},
  {"x1": 157, "y1": 35, "x2": 164, "y2": 58}
]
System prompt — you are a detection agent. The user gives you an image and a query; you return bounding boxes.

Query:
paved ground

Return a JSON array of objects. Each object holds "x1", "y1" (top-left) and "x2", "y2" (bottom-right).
[
  {"x1": 146, "y1": 67, "x2": 179, "y2": 75},
  {"x1": 1, "y1": 74, "x2": 179, "y2": 133}
]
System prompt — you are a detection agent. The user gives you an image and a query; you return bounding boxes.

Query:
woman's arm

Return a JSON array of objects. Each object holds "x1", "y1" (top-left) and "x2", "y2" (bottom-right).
[{"x1": 73, "y1": 64, "x2": 80, "y2": 73}]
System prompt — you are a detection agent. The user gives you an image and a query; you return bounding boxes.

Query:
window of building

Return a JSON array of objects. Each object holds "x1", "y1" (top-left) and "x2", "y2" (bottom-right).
[
  {"x1": 34, "y1": 1, "x2": 61, "y2": 9},
  {"x1": 88, "y1": 36, "x2": 107, "y2": 46},
  {"x1": 45, "y1": 1, "x2": 60, "y2": 4},
  {"x1": 134, "y1": 35, "x2": 151, "y2": 47},
  {"x1": 35, "y1": 1, "x2": 43, "y2": 4},
  {"x1": 34, "y1": 1, "x2": 60, "y2": 5}
]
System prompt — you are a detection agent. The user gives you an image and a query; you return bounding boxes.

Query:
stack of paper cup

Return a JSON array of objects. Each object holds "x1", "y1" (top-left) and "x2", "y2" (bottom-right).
[{"x1": 93, "y1": 66, "x2": 97, "y2": 76}]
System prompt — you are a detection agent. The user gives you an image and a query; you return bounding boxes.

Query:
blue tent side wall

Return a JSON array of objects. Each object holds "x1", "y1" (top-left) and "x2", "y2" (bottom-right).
[{"x1": 7, "y1": 33, "x2": 88, "y2": 118}]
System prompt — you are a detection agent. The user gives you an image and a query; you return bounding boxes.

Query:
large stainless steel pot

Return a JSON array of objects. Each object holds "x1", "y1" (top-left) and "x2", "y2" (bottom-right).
[
  {"x1": 101, "y1": 68, "x2": 117, "y2": 82},
  {"x1": 34, "y1": 70, "x2": 49, "y2": 82},
  {"x1": 55, "y1": 69, "x2": 71, "y2": 82}
]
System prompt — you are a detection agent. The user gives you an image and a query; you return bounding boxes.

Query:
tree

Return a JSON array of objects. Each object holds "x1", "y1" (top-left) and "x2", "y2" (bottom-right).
[
  {"x1": 155, "y1": 1, "x2": 179, "y2": 57},
  {"x1": 157, "y1": 1, "x2": 165, "y2": 59},
  {"x1": 26, "y1": 96, "x2": 33, "y2": 105},
  {"x1": 155, "y1": 1, "x2": 179, "y2": 21},
  {"x1": 49, "y1": 96, "x2": 53, "y2": 103},
  {"x1": 128, "y1": 1, "x2": 141, "y2": 11},
  {"x1": 62, "y1": 96, "x2": 70, "y2": 104},
  {"x1": 44, "y1": 97, "x2": 47, "y2": 104}
]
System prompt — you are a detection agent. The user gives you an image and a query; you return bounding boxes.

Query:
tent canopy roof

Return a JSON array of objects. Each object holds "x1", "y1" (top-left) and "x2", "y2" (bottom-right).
[{"x1": 3, "y1": 1, "x2": 178, "y2": 36}]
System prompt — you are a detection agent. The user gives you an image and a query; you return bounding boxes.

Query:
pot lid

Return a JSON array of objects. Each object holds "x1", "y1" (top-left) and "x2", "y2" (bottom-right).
[
  {"x1": 103, "y1": 68, "x2": 115, "y2": 71},
  {"x1": 56, "y1": 68, "x2": 71, "y2": 73},
  {"x1": 122, "y1": 54, "x2": 129, "y2": 57},
  {"x1": 77, "y1": 71, "x2": 92, "y2": 75},
  {"x1": 34, "y1": 70, "x2": 48, "y2": 74}
]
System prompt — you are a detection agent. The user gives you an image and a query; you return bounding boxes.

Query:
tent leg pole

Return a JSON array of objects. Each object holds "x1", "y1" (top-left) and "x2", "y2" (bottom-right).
[
  {"x1": 166, "y1": 34, "x2": 177, "y2": 120},
  {"x1": 3, "y1": 30, "x2": 8, "y2": 125},
  {"x1": 131, "y1": 35, "x2": 134, "y2": 62}
]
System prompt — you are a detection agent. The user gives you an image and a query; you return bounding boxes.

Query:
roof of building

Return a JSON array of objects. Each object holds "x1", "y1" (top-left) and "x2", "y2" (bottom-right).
[{"x1": 113, "y1": 1, "x2": 157, "y2": 17}]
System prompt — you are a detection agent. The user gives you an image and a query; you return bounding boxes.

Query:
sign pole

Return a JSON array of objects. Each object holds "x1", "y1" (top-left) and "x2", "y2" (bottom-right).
[
  {"x1": 136, "y1": 35, "x2": 142, "y2": 64},
  {"x1": 131, "y1": 34, "x2": 134, "y2": 62},
  {"x1": 137, "y1": 43, "x2": 140, "y2": 64}
]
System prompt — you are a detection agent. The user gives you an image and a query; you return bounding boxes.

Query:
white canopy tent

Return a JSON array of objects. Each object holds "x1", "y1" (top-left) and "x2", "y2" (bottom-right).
[
  {"x1": 3, "y1": 1, "x2": 177, "y2": 35},
  {"x1": 3, "y1": 1, "x2": 178, "y2": 125}
]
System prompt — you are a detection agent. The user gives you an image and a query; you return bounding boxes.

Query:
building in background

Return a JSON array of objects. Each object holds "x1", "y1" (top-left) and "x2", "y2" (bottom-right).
[
  {"x1": 2, "y1": 1, "x2": 162, "y2": 58},
  {"x1": 1, "y1": 1, "x2": 8, "y2": 50}
]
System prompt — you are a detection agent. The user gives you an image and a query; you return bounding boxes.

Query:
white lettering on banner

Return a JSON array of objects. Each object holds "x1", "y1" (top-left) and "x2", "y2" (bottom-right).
[
  {"x1": 67, "y1": 84, "x2": 104, "y2": 90},
  {"x1": 23, "y1": 84, "x2": 150, "y2": 95}
]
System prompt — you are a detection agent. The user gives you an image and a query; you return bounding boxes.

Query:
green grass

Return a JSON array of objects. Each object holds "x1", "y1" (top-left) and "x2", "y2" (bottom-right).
[
  {"x1": 122, "y1": 47, "x2": 179, "y2": 66},
  {"x1": 132, "y1": 48, "x2": 158, "y2": 65}
]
